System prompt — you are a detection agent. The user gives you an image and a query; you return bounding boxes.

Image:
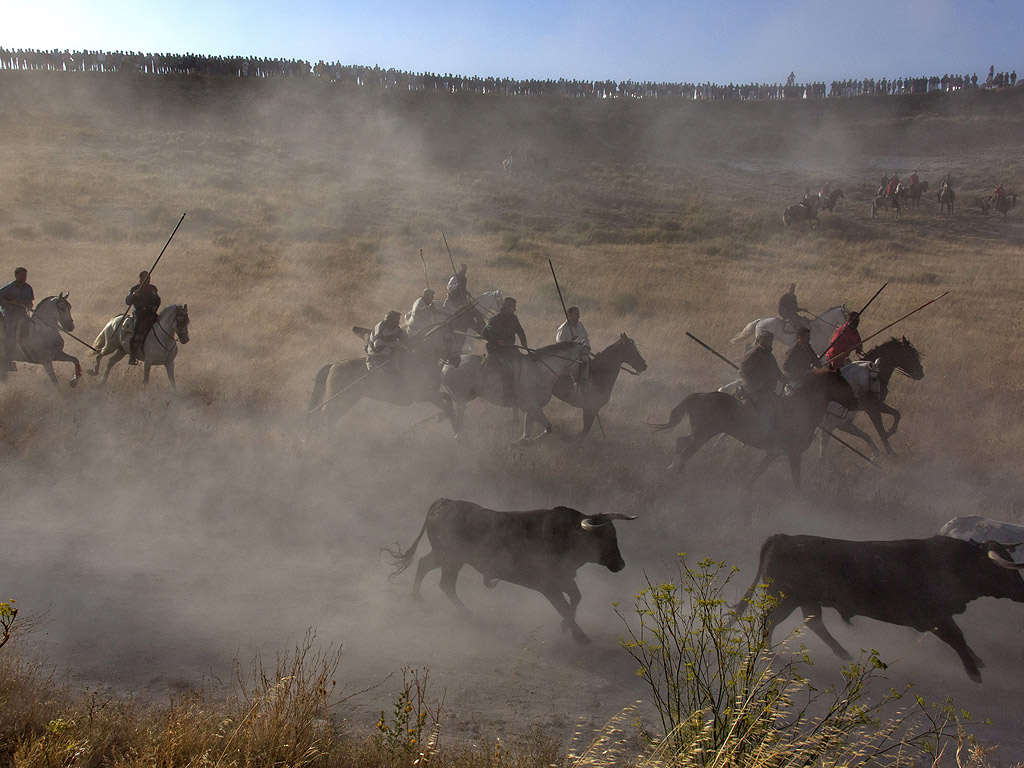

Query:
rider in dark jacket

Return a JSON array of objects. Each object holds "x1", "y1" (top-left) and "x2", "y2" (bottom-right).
[
  {"x1": 125, "y1": 270, "x2": 160, "y2": 365},
  {"x1": 481, "y1": 297, "x2": 527, "y2": 405}
]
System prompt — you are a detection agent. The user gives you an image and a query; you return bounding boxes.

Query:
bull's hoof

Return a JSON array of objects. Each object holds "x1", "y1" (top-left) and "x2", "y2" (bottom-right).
[{"x1": 571, "y1": 628, "x2": 592, "y2": 645}]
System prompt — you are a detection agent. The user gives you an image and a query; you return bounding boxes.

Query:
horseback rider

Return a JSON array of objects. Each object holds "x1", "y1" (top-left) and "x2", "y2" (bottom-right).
[
  {"x1": 405, "y1": 288, "x2": 449, "y2": 336},
  {"x1": 994, "y1": 183, "x2": 1007, "y2": 203},
  {"x1": 782, "y1": 326, "x2": 819, "y2": 386},
  {"x1": 125, "y1": 270, "x2": 160, "y2": 366},
  {"x1": 824, "y1": 311, "x2": 864, "y2": 369},
  {"x1": 739, "y1": 329, "x2": 785, "y2": 442},
  {"x1": 555, "y1": 305, "x2": 591, "y2": 395},
  {"x1": 802, "y1": 187, "x2": 815, "y2": 207},
  {"x1": 909, "y1": 170, "x2": 920, "y2": 187},
  {"x1": 820, "y1": 181, "x2": 831, "y2": 200},
  {"x1": 0, "y1": 267, "x2": 34, "y2": 371},
  {"x1": 878, "y1": 173, "x2": 889, "y2": 196},
  {"x1": 940, "y1": 174, "x2": 952, "y2": 190},
  {"x1": 777, "y1": 283, "x2": 808, "y2": 331},
  {"x1": 366, "y1": 310, "x2": 408, "y2": 372},
  {"x1": 445, "y1": 263, "x2": 470, "y2": 310},
  {"x1": 481, "y1": 296, "x2": 527, "y2": 406},
  {"x1": 886, "y1": 172, "x2": 900, "y2": 196}
]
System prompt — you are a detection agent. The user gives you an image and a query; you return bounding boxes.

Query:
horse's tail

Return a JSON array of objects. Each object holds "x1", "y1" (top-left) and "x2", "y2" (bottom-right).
[
  {"x1": 649, "y1": 394, "x2": 696, "y2": 433},
  {"x1": 308, "y1": 364, "x2": 332, "y2": 413},
  {"x1": 731, "y1": 320, "x2": 758, "y2": 345},
  {"x1": 92, "y1": 325, "x2": 108, "y2": 355},
  {"x1": 381, "y1": 516, "x2": 429, "y2": 581}
]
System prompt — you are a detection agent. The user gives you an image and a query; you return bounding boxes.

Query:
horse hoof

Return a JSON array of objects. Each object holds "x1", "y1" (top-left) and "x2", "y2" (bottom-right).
[{"x1": 69, "y1": 377, "x2": 79, "y2": 388}]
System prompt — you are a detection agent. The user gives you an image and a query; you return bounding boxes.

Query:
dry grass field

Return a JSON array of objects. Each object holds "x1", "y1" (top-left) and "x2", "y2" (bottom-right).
[{"x1": 2, "y1": 72, "x2": 1024, "y2": 764}]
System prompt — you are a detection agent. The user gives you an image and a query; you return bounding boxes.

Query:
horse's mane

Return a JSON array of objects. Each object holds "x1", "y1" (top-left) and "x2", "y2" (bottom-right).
[
  {"x1": 863, "y1": 336, "x2": 922, "y2": 361},
  {"x1": 158, "y1": 303, "x2": 184, "y2": 318},
  {"x1": 534, "y1": 340, "x2": 579, "y2": 356}
]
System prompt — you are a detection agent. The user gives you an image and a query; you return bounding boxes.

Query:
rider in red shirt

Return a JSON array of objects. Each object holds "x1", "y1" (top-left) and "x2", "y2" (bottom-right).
[
  {"x1": 824, "y1": 312, "x2": 864, "y2": 369},
  {"x1": 886, "y1": 173, "x2": 901, "y2": 196}
]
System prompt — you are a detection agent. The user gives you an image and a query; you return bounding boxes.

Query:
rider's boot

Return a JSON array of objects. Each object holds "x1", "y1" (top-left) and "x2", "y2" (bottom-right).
[{"x1": 128, "y1": 339, "x2": 140, "y2": 365}]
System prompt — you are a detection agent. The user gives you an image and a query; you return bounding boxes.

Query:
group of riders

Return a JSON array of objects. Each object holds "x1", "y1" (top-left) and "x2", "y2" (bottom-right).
[
  {"x1": 0, "y1": 266, "x2": 162, "y2": 371},
  {"x1": 364, "y1": 262, "x2": 592, "y2": 406},
  {"x1": 738, "y1": 283, "x2": 865, "y2": 441}
]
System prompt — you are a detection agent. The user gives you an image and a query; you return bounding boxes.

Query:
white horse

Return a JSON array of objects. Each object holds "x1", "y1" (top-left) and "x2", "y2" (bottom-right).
[
  {"x1": 0, "y1": 293, "x2": 82, "y2": 387},
  {"x1": 91, "y1": 304, "x2": 190, "y2": 389},
  {"x1": 731, "y1": 304, "x2": 848, "y2": 352},
  {"x1": 442, "y1": 340, "x2": 586, "y2": 444}
]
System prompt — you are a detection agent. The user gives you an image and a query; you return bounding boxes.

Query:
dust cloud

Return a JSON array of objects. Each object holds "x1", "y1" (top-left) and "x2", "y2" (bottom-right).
[{"x1": 2, "y1": 71, "x2": 1024, "y2": 754}]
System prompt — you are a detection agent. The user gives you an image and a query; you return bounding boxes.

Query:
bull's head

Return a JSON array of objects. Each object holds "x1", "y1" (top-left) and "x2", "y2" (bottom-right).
[{"x1": 580, "y1": 513, "x2": 637, "y2": 573}]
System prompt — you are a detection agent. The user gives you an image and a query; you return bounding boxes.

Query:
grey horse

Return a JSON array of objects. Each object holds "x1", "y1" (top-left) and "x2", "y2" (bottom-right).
[
  {"x1": 91, "y1": 304, "x2": 190, "y2": 389},
  {"x1": 0, "y1": 293, "x2": 82, "y2": 387}
]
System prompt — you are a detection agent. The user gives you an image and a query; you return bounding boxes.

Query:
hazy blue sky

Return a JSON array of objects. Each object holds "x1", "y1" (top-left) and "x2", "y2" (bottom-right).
[{"x1": 2, "y1": 0, "x2": 1021, "y2": 83}]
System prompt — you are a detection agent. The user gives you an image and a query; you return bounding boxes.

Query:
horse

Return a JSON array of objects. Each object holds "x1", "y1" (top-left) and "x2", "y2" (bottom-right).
[
  {"x1": 871, "y1": 189, "x2": 902, "y2": 220},
  {"x1": 938, "y1": 186, "x2": 955, "y2": 214},
  {"x1": 650, "y1": 368, "x2": 859, "y2": 488},
  {"x1": 442, "y1": 340, "x2": 587, "y2": 444},
  {"x1": 904, "y1": 181, "x2": 928, "y2": 209},
  {"x1": 783, "y1": 201, "x2": 817, "y2": 226},
  {"x1": 91, "y1": 304, "x2": 190, "y2": 389},
  {"x1": 819, "y1": 336, "x2": 924, "y2": 457},
  {"x1": 307, "y1": 321, "x2": 464, "y2": 436},
  {"x1": 551, "y1": 334, "x2": 648, "y2": 438},
  {"x1": 0, "y1": 294, "x2": 82, "y2": 387},
  {"x1": 988, "y1": 193, "x2": 1017, "y2": 219},
  {"x1": 819, "y1": 188, "x2": 845, "y2": 212},
  {"x1": 731, "y1": 305, "x2": 848, "y2": 354}
]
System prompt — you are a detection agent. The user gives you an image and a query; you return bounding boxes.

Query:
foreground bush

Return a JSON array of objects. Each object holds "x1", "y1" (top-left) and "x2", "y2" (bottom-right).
[{"x1": 616, "y1": 557, "x2": 979, "y2": 768}]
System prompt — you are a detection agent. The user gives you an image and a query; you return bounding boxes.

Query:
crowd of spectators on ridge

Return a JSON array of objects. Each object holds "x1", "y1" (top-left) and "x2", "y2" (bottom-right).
[{"x1": 0, "y1": 47, "x2": 1018, "y2": 100}]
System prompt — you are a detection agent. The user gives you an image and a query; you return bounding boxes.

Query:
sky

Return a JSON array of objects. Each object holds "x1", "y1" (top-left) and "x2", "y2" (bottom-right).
[{"x1": 1, "y1": 0, "x2": 1021, "y2": 84}]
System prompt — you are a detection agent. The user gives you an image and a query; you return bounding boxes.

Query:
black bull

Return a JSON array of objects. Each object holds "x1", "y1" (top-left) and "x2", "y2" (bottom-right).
[
  {"x1": 384, "y1": 498, "x2": 636, "y2": 644},
  {"x1": 736, "y1": 534, "x2": 1024, "y2": 682}
]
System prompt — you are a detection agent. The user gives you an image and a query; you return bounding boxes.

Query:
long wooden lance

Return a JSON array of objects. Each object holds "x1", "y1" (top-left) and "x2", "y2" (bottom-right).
[
  {"x1": 684, "y1": 332, "x2": 880, "y2": 469},
  {"x1": 419, "y1": 248, "x2": 430, "y2": 291},
  {"x1": 115, "y1": 212, "x2": 187, "y2": 335},
  {"x1": 859, "y1": 291, "x2": 949, "y2": 347},
  {"x1": 549, "y1": 258, "x2": 605, "y2": 438},
  {"x1": 441, "y1": 230, "x2": 457, "y2": 275}
]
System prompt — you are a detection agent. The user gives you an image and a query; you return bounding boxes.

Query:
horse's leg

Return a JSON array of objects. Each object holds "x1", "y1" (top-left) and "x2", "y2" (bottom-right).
[
  {"x1": 143, "y1": 362, "x2": 152, "y2": 387},
  {"x1": 745, "y1": 452, "x2": 778, "y2": 489},
  {"x1": 579, "y1": 408, "x2": 597, "y2": 437},
  {"x1": 669, "y1": 431, "x2": 713, "y2": 475},
  {"x1": 41, "y1": 361, "x2": 60, "y2": 388},
  {"x1": 877, "y1": 402, "x2": 901, "y2": 436},
  {"x1": 164, "y1": 360, "x2": 176, "y2": 391},
  {"x1": 52, "y1": 350, "x2": 81, "y2": 387},
  {"x1": 835, "y1": 418, "x2": 880, "y2": 456},
  {"x1": 864, "y1": 405, "x2": 896, "y2": 454},
  {"x1": 787, "y1": 453, "x2": 802, "y2": 489},
  {"x1": 101, "y1": 349, "x2": 126, "y2": 384}
]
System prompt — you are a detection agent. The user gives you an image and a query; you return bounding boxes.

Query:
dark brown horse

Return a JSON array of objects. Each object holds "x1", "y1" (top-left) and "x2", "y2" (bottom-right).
[
  {"x1": 651, "y1": 369, "x2": 858, "y2": 488},
  {"x1": 986, "y1": 193, "x2": 1017, "y2": 218},
  {"x1": 938, "y1": 186, "x2": 955, "y2": 214},
  {"x1": 783, "y1": 201, "x2": 817, "y2": 226},
  {"x1": 551, "y1": 334, "x2": 647, "y2": 438},
  {"x1": 819, "y1": 188, "x2": 845, "y2": 212},
  {"x1": 905, "y1": 181, "x2": 928, "y2": 209},
  {"x1": 871, "y1": 190, "x2": 902, "y2": 220}
]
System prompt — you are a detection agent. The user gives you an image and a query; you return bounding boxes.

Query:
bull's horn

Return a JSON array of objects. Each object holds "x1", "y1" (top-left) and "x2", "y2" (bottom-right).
[
  {"x1": 604, "y1": 513, "x2": 638, "y2": 521},
  {"x1": 988, "y1": 550, "x2": 1024, "y2": 570},
  {"x1": 580, "y1": 517, "x2": 608, "y2": 531}
]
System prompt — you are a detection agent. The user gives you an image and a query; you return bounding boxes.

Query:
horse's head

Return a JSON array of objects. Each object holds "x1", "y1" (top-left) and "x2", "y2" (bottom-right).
[
  {"x1": 55, "y1": 292, "x2": 74, "y2": 332},
  {"x1": 894, "y1": 336, "x2": 924, "y2": 380},
  {"x1": 175, "y1": 304, "x2": 190, "y2": 344},
  {"x1": 616, "y1": 333, "x2": 647, "y2": 374}
]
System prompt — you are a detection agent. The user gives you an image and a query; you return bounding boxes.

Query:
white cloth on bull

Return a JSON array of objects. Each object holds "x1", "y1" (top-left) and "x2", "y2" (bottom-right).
[
  {"x1": 405, "y1": 297, "x2": 449, "y2": 336},
  {"x1": 555, "y1": 320, "x2": 590, "y2": 351}
]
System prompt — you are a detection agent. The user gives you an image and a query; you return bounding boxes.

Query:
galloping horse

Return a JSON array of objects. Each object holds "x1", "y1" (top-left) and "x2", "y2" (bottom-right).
[
  {"x1": 731, "y1": 305, "x2": 848, "y2": 354},
  {"x1": 904, "y1": 181, "x2": 928, "y2": 209},
  {"x1": 308, "y1": 322, "x2": 463, "y2": 435},
  {"x1": 938, "y1": 186, "x2": 955, "y2": 215},
  {"x1": 819, "y1": 336, "x2": 924, "y2": 456},
  {"x1": 0, "y1": 294, "x2": 82, "y2": 387},
  {"x1": 783, "y1": 201, "x2": 817, "y2": 226},
  {"x1": 443, "y1": 340, "x2": 587, "y2": 444},
  {"x1": 819, "y1": 188, "x2": 845, "y2": 212},
  {"x1": 551, "y1": 334, "x2": 648, "y2": 438},
  {"x1": 651, "y1": 369, "x2": 858, "y2": 488},
  {"x1": 92, "y1": 304, "x2": 190, "y2": 389}
]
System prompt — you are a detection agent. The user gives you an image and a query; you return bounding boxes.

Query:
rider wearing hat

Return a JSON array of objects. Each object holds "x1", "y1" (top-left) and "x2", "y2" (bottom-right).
[
  {"x1": 366, "y1": 310, "x2": 409, "y2": 372},
  {"x1": 740, "y1": 329, "x2": 786, "y2": 441},
  {"x1": 481, "y1": 296, "x2": 527, "y2": 405}
]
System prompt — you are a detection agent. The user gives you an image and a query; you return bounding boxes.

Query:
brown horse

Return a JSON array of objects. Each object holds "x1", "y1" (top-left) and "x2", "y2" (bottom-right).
[
  {"x1": 551, "y1": 334, "x2": 647, "y2": 438},
  {"x1": 871, "y1": 191, "x2": 902, "y2": 220},
  {"x1": 905, "y1": 181, "x2": 928, "y2": 209},
  {"x1": 819, "y1": 188, "x2": 845, "y2": 212},
  {"x1": 938, "y1": 186, "x2": 955, "y2": 214},
  {"x1": 783, "y1": 201, "x2": 817, "y2": 226},
  {"x1": 985, "y1": 193, "x2": 1017, "y2": 218},
  {"x1": 651, "y1": 369, "x2": 858, "y2": 488}
]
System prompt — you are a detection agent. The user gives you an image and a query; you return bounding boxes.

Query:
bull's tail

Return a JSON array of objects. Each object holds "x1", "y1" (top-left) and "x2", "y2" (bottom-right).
[
  {"x1": 731, "y1": 537, "x2": 773, "y2": 622},
  {"x1": 648, "y1": 394, "x2": 696, "y2": 433},
  {"x1": 731, "y1": 320, "x2": 758, "y2": 345},
  {"x1": 381, "y1": 517, "x2": 429, "y2": 581},
  {"x1": 307, "y1": 364, "x2": 332, "y2": 414}
]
